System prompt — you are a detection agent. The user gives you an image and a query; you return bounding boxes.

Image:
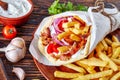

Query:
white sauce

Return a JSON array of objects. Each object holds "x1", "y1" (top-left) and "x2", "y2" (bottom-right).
[{"x1": 0, "y1": 0, "x2": 32, "y2": 18}]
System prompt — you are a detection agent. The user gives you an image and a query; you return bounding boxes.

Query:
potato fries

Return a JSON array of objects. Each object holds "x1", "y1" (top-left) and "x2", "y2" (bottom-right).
[
  {"x1": 98, "y1": 51, "x2": 118, "y2": 71},
  {"x1": 112, "y1": 35, "x2": 119, "y2": 42},
  {"x1": 63, "y1": 63, "x2": 86, "y2": 73},
  {"x1": 110, "y1": 72, "x2": 120, "y2": 80},
  {"x1": 99, "y1": 77, "x2": 110, "y2": 80},
  {"x1": 101, "y1": 39, "x2": 108, "y2": 51},
  {"x1": 54, "y1": 71, "x2": 83, "y2": 78},
  {"x1": 105, "y1": 38, "x2": 112, "y2": 45},
  {"x1": 75, "y1": 61, "x2": 96, "y2": 74},
  {"x1": 54, "y1": 35, "x2": 120, "y2": 80},
  {"x1": 78, "y1": 57, "x2": 108, "y2": 67},
  {"x1": 111, "y1": 47, "x2": 120, "y2": 58},
  {"x1": 72, "y1": 70, "x2": 113, "y2": 80},
  {"x1": 111, "y1": 58, "x2": 120, "y2": 65}
]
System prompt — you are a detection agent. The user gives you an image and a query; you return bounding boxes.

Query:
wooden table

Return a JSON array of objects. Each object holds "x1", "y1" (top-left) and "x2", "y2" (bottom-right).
[{"x1": 0, "y1": 0, "x2": 120, "y2": 80}]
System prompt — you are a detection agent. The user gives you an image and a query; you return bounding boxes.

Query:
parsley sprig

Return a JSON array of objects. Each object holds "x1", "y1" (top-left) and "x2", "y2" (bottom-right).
[{"x1": 48, "y1": 0, "x2": 88, "y2": 15}]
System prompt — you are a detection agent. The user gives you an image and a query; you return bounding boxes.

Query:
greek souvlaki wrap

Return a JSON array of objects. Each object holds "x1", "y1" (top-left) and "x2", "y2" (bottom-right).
[{"x1": 29, "y1": 4, "x2": 120, "y2": 66}]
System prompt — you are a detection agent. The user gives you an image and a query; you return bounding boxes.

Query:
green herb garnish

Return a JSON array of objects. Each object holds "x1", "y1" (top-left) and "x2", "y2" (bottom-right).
[{"x1": 48, "y1": 0, "x2": 88, "y2": 15}]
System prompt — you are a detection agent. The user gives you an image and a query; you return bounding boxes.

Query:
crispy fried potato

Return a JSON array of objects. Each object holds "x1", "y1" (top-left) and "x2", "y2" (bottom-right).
[
  {"x1": 98, "y1": 52, "x2": 118, "y2": 71},
  {"x1": 99, "y1": 77, "x2": 110, "y2": 80},
  {"x1": 105, "y1": 38, "x2": 112, "y2": 46},
  {"x1": 72, "y1": 70, "x2": 113, "y2": 80},
  {"x1": 73, "y1": 15, "x2": 85, "y2": 25},
  {"x1": 107, "y1": 47, "x2": 112, "y2": 55},
  {"x1": 111, "y1": 58, "x2": 120, "y2": 65},
  {"x1": 54, "y1": 71, "x2": 83, "y2": 78},
  {"x1": 111, "y1": 47, "x2": 120, "y2": 59},
  {"x1": 57, "y1": 31, "x2": 71, "y2": 40},
  {"x1": 110, "y1": 72, "x2": 120, "y2": 80},
  {"x1": 63, "y1": 63, "x2": 86, "y2": 73},
  {"x1": 101, "y1": 39, "x2": 108, "y2": 51},
  {"x1": 82, "y1": 26, "x2": 90, "y2": 35},
  {"x1": 112, "y1": 35, "x2": 119, "y2": 42},
  {"x1": 79, "y1": 57, "x2": 108, "y2": 67},
  {"x1": 75, "y1": 61, "x2": 96, "y2": 74},
  {"x1": 111, "y1": 42, "x2": 120, "y2": 48},
  {"x1": 96, "y1": 42, "x2": 104, "y2": 52},
  {"x1": 70, "y1": 34, "x2": 81, "y2": 41},
  {"x1": 70, "y1": 28, "x2": 82, "y2": 35},
  {"x1": 57, "y1": 46, "x2": 70, "y2": 53}
]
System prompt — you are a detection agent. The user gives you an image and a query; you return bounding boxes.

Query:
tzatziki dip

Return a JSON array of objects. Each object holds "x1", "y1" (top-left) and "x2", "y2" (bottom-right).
[{"x1": 0, "y1": 0, "x2": 32, "y2": 18}]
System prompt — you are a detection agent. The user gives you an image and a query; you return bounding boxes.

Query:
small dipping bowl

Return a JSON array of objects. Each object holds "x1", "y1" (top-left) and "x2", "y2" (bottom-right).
[{"x1": 0, "y1": 0, "x2": 33, "y2": 26}]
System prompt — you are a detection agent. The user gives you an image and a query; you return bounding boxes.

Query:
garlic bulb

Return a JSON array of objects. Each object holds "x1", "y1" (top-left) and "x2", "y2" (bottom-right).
[
  {"x1": 12, "y1": 67, "x2": 25, "y2": 80},
  {"x1": 0, "y1": 37, "x2": 26, "y2": 63}
]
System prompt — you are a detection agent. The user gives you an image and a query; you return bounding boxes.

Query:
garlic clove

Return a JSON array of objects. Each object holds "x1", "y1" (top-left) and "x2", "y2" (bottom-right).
[
  {"x1": 11, "y1": 37, "x2": 25, "y2": 48},
  {"x1": 12, "y1": 67, "x2": 25, "y2": 80}
]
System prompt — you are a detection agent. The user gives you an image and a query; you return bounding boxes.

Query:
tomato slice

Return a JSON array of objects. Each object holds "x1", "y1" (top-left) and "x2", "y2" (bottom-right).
[
  {"x1": 58, "y1": 19, "x2": 68, "y2": 31},
  {"x1": 47, "y1": 43, "x2": 59, "y2": 54},
  {"x1": 47, "y1": 43, "x2": 54, "y2": 54},
  {"x1": 52, "y1": 44, "x2": 59, "y2": 53},
  {"x1": 2, "y1": 25, "x2": 17, "y2": 39}
]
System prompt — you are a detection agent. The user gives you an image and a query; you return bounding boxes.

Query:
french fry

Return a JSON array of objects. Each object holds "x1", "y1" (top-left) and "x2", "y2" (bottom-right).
[
  {"x1": 111, "y1": 42, "x2": 120, "y2": 48},
  {"x1": 98, "y1": 52, "x2": 118, "y2": 71},
  {"x1": 82, "y1": 26, "x2": 90, "y2": 35},
  {"x1": 70, "y1": 28, "x2": 82, "y2": 35},
  {"x1": 101, "y1": 39, "x2": 108, "y2": 51},
  {"x1": 111, "y1": 58, "x2": 120, "y2": 65},
  {"x1": 63, "y1": 63, "x2": 86, "y2": 73},
  {"x1": 99, "y1": 77, "x2": 110, "y2": 80},
  {"x1": 57, "y1": 31, "x2": 71, "y2": 40},
  {"x1": 87, "y1": 67, "x2": 96, "y2": 74},
  {"x1": 70, "y1": 34, "x2": 81, "y2": 41},
  {"x1": 62, "y1": 21, "x2": 79, "y2": 29},
  {"x1": 72, "y1": 70, "x2": 113, "y2": 80},
  {"x1": 54, "y1": 71, "x2": 83, "y2": 78},
  {"x1": 57, "y1": 46, "x2": 70, "y2": 53},
  {"x1": 96, "y1": 42, "x2": 104, "y2": 52},
  {"x1": 118, "y1": 66, "x2": 120, "y2": 71},
  {"x1": 112, "y1": 35, "x2": 119, "y2": 42},
  {"x1": 111, "y1": 47, "x2": 120, "y2": 59},
  {"x1": 73, "y1": 15, "x2": 85, "y2": 25},
  {"x1": 79, "y1": 57, "x2": 108, "y2": 67},
  {"x1": 110, "y1": 72, "x2": 120, "y2": 80},
  {"x1": 75, "y1": 61, "x2": 96, "y2": 74},
  {"x1": 105, "y1": 38, "x2": 112, "y2": 46},
  {"x1": 107, "y1": 47, "x2": 112, "y2": 55}
]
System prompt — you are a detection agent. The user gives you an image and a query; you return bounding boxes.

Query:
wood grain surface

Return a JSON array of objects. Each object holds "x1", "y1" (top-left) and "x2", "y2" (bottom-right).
[{"x1": 0, "y1": 0, "x2": 120, "y2": 80}]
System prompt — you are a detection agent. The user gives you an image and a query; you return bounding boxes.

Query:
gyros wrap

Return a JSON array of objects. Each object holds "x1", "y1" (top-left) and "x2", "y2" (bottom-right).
[{"x1": 29, "y1": 6, "x2": 120, "y2": 66}]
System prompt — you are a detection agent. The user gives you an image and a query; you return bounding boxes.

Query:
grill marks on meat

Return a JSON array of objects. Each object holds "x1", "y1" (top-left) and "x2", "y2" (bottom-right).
[{"x1": 41, "y1": 28, "x2": 51, "y2": 46}]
